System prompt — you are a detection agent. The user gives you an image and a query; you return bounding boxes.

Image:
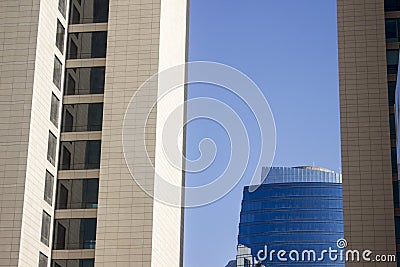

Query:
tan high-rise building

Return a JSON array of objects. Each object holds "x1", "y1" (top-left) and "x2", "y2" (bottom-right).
[
  {"x1": 337, "y1": 0, "x2": 399, "y2": 265},
  {"x1": 0, "y1": 0, "x2": 189, "y2": 266}
]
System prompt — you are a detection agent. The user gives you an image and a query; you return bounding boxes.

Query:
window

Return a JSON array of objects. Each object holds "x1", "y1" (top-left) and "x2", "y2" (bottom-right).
[
  {"x1": 44, "y1": 170, "x2": 54, "y2": 206},
  {"x1": 62, "y1": 103, "x2": 104, "y2": 132},
  {"x1": 56, "y1": 20, "x2": 65, "y2": 53},
  {"x1": 69, "y1": 0, "x2": 109, "y2": 24},
  {"x1": 41, "y1": 211, "x2": 51, "y2": 246},
  {"x1": 390, "y1": 113, "x2": 396, "y2": 139},
  {"x1": 56, "y1": 179, "x2": 99, "y2": 209},
  {"x1": 65, "y1": 67, "x2": 105, "y2": 95},
  {"x1": 53, "y1": 56, "x2": 63, "y2": 90},
  {"x1": 394, "y1": 181, "x2": 400, "y2": 208},
  {"x1": 63, "y1": 110, "x2": 74, "y2": 132},
  {"x1": 59, "y1": 140, "x2": 101, "y2": 170},
  {"x1": 39, "y1": 252, "x2": 48, "y2": 267},
  {"x1": 389, "y1": 81, "x2": 396, "y2": 106},
  {"x1": 50, "y1": 93, "x2": 60, "y2": 127},
  {"x1": 53, "y1": 219, "x2": 97, "y2": 250},
  {"x1": 396, "y1": 217, "x2": 400, "y2": 243},
  {"x1": 386, "y1": 19, "x2": 400, "y2": 42},
  {"x1": 385, "y1": 0, "x2": 400, "y2": 11},
  {"x1": 392, "y1": 147, "x2": 398, "y2": 173},
  {"x1": 52, "y1": 259, "x2": 95, "y2": 267},
  {"x1": 67, "y1": 32, "x2": 107, "y2": 59},
  {"x1": 47, "y1": 131, "x2": 57, "y2": 166},
  {"x1": 58, "y1": 0, "x2": 66, "y2": 17},
  {"x1": 387, "y1": 50, "x2": 399, "y2": 74},
  {"x1": 71, "y1": 5, "x2": 81, "y2": 24}
]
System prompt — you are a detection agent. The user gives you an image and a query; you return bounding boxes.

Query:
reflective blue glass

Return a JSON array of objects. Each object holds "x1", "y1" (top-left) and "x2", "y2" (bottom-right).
[{"x1": 237, "y1": 167, "x2": 344, "y2": 267}]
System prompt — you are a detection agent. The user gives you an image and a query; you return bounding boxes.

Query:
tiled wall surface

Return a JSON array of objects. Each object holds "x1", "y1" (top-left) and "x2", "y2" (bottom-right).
[
  {"x1": 337, "y1": 0, "x2": 397, "y2": 265},
  {"x1": 0, "y1": 0, "x2": 65, "y2": 266},
  {"x1": 95, "y1": 0, "x2": 188, "y2": 266}
]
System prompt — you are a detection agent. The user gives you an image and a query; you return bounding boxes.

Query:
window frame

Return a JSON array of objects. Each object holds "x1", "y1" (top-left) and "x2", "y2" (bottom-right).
[
  {"x1": 50, "y1": 93, "x2": 60, "y2": 127},
  {"x1": 56, "y1": 20, "x2": 65, "y2": 54},
  {"x1": 40, "y1": 211, "x2": 51, "y2": 246},
  {"x1": 53, "y1": 56, "x2": 63, "y2": 90}
]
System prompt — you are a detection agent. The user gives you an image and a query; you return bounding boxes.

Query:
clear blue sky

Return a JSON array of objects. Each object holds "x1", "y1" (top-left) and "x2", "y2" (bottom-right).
[{"x1": 184, "y1": 1, "x2": 340, "y2": 267}]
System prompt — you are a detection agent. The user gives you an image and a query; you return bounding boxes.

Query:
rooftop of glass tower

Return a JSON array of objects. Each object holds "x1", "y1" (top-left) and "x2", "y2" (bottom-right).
[{"x1": 260, "y1": 166, "x2": 342, "y2": 185}]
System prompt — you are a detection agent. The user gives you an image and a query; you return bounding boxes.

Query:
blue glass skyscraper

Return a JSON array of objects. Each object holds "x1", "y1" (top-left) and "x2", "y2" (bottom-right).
[{"x1": 236, "y1": 167, "x2": 344, "y2": 267}]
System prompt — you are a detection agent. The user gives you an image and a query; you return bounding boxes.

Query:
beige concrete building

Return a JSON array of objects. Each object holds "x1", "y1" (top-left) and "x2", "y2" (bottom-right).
[
  {"x1": 0, "y1": 0, "x2": 189, "y2": 266},
  {"x1": 337, "y1": 0, "x2": 399, "y2": 265}
]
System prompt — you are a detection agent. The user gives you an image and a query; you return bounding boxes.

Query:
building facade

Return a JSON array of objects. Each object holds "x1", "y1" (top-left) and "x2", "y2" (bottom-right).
[
  {"x1": 236, "y1": 167, "x2": 344, "y2": 267},
  {"x1": 0, "y1": 0, "x2": 189, "y2": 266},
  {"x1": 337, "y1": 0, "x2": 399, "y2": 265}
]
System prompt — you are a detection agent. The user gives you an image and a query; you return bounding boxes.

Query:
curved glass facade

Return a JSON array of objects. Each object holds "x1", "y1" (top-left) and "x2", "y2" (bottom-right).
[{"x1": 237, "y1": 167, "x2": 344, "y2": 267}]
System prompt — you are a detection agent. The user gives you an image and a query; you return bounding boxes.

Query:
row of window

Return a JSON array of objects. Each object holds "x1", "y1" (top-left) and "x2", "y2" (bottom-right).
[
  {"x1": 239, "y1": 222, "x2": 344, "y2": 235},
  {"x1": 243, "y1": 185, "x2": 342, "y2": 198},
  {"x1": 240, "y1": 210, "x2": 343, "y2": 223},
  {"x1": 39, "y1": 0, "x2": 111, "y2": 265},
  {"x1": 47, "y1": 0, "x2": 110, "y2": 263},
  {"x1": 52, "y1": 259, "x2": 94, "y2": 267},
  {"x1": 59, "y1": 140, "x2": 101, "y2": 170},
  {"x1": 242, "y1": 199, "x2": 343, "y2": 210},
  {"x1": 384, "y1": 0, "x2": 400, "y2": 248},
  {"x1": 67, "y1": 32, "x2": 107, "y2": 59},
  {"x1": 70, "y1": 0, "x2": 109, "y2": 24},
  {"x1": 56, "y1": 179, "x2": 99, "y2": 209},
  {"x1": 65, "y1": 67, "x2": 105, "y2": 95},
  {"x1": 53, "y1": 218, "x2": 97, "y2": 250},
  {"x1": 62, "y1": 103, "x2": 104, "y2": 132},
  {"x1": 238, "y1": 233, "x2": 344, "y2": 244},
  {"x1": 40, "y1": 243, "x2": 95, "y2": 265},
  {"x1": 38, "y1": 1, "x2": 68, "y2": 265}
]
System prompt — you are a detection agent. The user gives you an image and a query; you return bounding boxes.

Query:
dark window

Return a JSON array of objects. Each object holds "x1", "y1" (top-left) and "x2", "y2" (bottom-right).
[
  {"x1": 67, "y1": 32, "x2": 107, "y2": 59},
  {"x1": 58, "y1": 0, "x2": 66, "y2": 17},
  {"x1": 392, "y1": 147, "x2": 398, "y2": 173},
  {"x1": 394, "y1": 181, "x2": 400, "y2": 208},
  {"x1": 39, "y1": 252, "x2": 48, "y2": 267},
  {"x1": 53, "y1": 219, "x2": 97, "y2": 250},
  {"x1": 56, "y1": 179, "x2": 99, "y2": 209},
  {"x1": 387, "y1": 50, "x2": 399, "y2": 75},
  {"x1": 389, "y1": 81, "x2": 396, "y2": 106},
  {"x1": 385, "y1": 0, "x2": 400, "y2": 11},
  {"x1": 41, "y1": 211, "x2": 51, "y2": 246},
  {"x1": 69, "y1": 39, "x2": 78, "y2": 59},
  {"x1": 44, "y1": 170, "x2": 54, "y2": 206},
  {"x1": 63, "y1": 110, "x2": 74, "y2": 132},
  {"x1": 59, "y1": 140, "x2": 101, "y2": 170},
  {"x1": 57, "y1": 183, "x2": 69, "y2": 209},
  {"x1": 56, "y1": 20, "x2": 65, "y2": 53},
  {"x1": 61, "y1": 147, "x2": 71, "y2": 170},
  {"x1": 71, "y1": 5, "x2": 81, "y2": 24},
  {"x1": 54, "y1": 221, "x2": 66, "y2": 249},
  {"x1": 64, "y1": 67, "x2": 105, "y2": 95},
  {"x1": 47, "y1": 131, "x2": 57, "y2": 166},
  {"x1": 53, "y1": 56, "x2": 63, "y2": 90},
  {"x1": 62, "y1": 103, "x2": 104, "y2": 132},
  {"x1": 52, "y1": 259, "x2": 95, "y2": 267},
  {"x1": 69, "y1": 0, "x2": 109, "y2": 24},
  {"x1": 66, "y1": 72, "x2": 76, "y2": 95},
  {"x1": 390, "y1": 113, "x2": 397, "y2": 140},
  {"x1": 85, "y1": 140, "x2": 101, "y2": 169},
  {"x1": 396, "y1": 217, "x2": 400, "y2": 243},
  {"x1": 50, "y1": 93, "x2": 60, "y2": 127}
]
